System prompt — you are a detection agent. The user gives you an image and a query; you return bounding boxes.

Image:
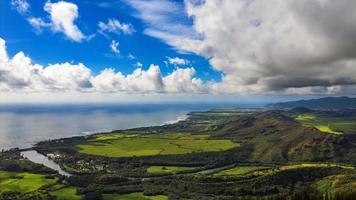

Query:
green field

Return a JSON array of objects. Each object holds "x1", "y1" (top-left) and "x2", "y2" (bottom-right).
[
  {"x1": 213, "y1": 163, "x2": 354, "y2": 178},
  {"x1": 0, "y1": 171, "x2": 83, "y2": 199},
  {"x1": 0, "y1": 171, "x2": 57, "y2": 193},
  {"x1": 147, "y1": 166, "x2": 196, "y2": 174},
  {"x1": 294, "y1": 113, "x2": 356, "y2": 134},
  {"x1": 49, "y1": 186, "x2": 83, "y2": 200},
  {"x1": 77, "y1": 133, "x2": 240, "y2": 157},
  {"x1": 214, "y1": 166, "x2": 271, "y2": 176},
  {"x1": 280, "y1": 163, "x2": 354, "y2": 170},
  {"x1": 103, "y1": 192, "x2": 168, "y2": 200},
  {"x1": 315, "y1": 125, "x2": 342, "y2": 134}
]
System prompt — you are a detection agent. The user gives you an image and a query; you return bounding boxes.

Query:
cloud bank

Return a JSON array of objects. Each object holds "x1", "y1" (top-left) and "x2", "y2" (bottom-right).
[
  {"x1": 128, "y1": 0, "x2": 356, "y2": 95},
  {"x1": 184, "y1": 0, "x2": 356, "y2": 94},
  {"x1": 7, "y1": 0, "x2": 356, "y2": 96},
  {"x1": 0, "y1": 38, "x2": 205, "y2": 94}
]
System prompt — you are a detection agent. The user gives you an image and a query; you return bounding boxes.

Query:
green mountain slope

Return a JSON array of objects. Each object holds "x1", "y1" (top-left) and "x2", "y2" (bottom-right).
[
  {"x1": 267, "y1": 96, "x2": 356, "y2": 109},
  {"x1": 212, "y1": 111, "x2": 356, "y2": 163}
]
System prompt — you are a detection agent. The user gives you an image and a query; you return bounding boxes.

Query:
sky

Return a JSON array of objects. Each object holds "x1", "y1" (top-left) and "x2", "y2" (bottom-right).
[{"x1": 1, "y1": 0, "x2": 356, "y2": 103}]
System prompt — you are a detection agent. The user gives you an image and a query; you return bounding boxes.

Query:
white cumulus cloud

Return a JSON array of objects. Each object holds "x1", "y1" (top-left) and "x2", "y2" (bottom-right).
[
  {"x1": 43, "y1": 1, "x2": 86, "y2": 42},
  {"x1": 163, "y1": 67, "x2": 206, "y2": 93},
  {"x1": 185, "y1": 0, "x2": 356, "y2": 95},
  {"x1": 98, "y1": 19, "x2": 135, "y2": 35},
  {"x1": 166, "y1": 57, "x2": 189, "y2": 65},
  {"x1": 127, "y1": 0, "x2": 356, "y2": 95},
  {"x1": 0, "y1": 37, "x2": 206, "y2": 94}
]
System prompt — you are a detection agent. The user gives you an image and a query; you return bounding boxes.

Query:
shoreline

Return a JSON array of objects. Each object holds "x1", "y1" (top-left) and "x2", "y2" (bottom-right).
[
  {"x1": 15, "y1": 108, "x2": 263, "y2": 152},
  {"x1": 2, "y1": 111, "x2": 197, "y2": 152}
]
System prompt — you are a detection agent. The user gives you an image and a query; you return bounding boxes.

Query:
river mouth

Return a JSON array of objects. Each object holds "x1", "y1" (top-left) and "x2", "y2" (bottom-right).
[{"x1": 21, "y1": 150, "x2": 72, "y2": 177}]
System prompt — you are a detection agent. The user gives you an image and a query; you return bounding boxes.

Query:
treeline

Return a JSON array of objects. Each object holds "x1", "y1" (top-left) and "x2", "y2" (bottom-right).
[{"x1": 61, "y1": 164, "x2": 356, "y2": 200}]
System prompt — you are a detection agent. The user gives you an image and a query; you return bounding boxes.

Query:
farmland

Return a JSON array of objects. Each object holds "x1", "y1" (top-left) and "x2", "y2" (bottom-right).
[
  {"x1": 0, "y1": 170, "x2": 83, "y2": 199},
  {"x1": 76, "y1": 133, "x2": 240, "y2": 157},
  {"x1": 0, "y1": 171, "x2": 56, "y2": 193}
]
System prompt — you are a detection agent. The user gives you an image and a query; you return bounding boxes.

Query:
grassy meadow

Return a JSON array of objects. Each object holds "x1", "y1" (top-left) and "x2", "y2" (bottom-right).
[
  {"x1": 0, "y1": 171, "x2": 83, "y2": 199},
  {"x1": 0, "y1": 171, "x2": 56, "y2": 193},
  {"x1": 77, "y1": 133, "x2": 240, "y2": 157}
]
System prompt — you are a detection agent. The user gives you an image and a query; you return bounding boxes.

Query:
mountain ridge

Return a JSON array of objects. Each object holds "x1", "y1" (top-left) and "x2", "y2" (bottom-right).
[{"x1": 266, "y1": 96, "x2": 356, "y2": 109}]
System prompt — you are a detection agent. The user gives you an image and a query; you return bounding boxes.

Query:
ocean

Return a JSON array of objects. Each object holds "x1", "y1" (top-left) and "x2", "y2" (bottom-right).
[{"x1": 0, "y1": 103, "x2": 263, "y2": 150}]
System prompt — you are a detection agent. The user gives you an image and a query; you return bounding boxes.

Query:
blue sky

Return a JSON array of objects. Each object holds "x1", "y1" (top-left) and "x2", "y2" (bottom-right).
[
  {"x1": 1, "y1": 0, "x2": 355, "y2": 103},
  {"x1": 1, "y1": 0, "x2": 219, "y2": 80}
]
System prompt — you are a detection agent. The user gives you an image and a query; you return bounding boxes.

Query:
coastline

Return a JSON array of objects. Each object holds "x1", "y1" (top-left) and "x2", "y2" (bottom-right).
[
  {"x1": 3, "y1": 110, "x2": 197, "y2": 152},
  {"x1": 16, "y1": 112, "x2": 195, "y2": 177}
]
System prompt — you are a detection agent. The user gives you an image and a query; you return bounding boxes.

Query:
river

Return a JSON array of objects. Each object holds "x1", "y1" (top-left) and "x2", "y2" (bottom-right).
[
  {"x1": 2, "y1": 103, "x2": 262, "y2": 177},
  {"x1": 21, "y1": 150, "x2": 72, "y2": 177}
]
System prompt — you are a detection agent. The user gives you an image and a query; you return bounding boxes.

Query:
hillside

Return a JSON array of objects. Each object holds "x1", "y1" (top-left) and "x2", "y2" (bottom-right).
[
  {"x1": 266, "y1": 96, "x2": 356, "y2": 109},
  {"x1": 211, "y1": 111, "x2": 355, "y2": 163}
]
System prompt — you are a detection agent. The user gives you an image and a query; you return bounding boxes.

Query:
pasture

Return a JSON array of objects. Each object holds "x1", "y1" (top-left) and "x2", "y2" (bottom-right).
[
  {"x1": 0, "y1": 171, "x2": 56, "y2": 193},
  {"x1": 0, "y1": 171, "x2": 83, "y2": 199},
  {"x1": 77, "y1": 133, "x2": 240, "y2": 157}
]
